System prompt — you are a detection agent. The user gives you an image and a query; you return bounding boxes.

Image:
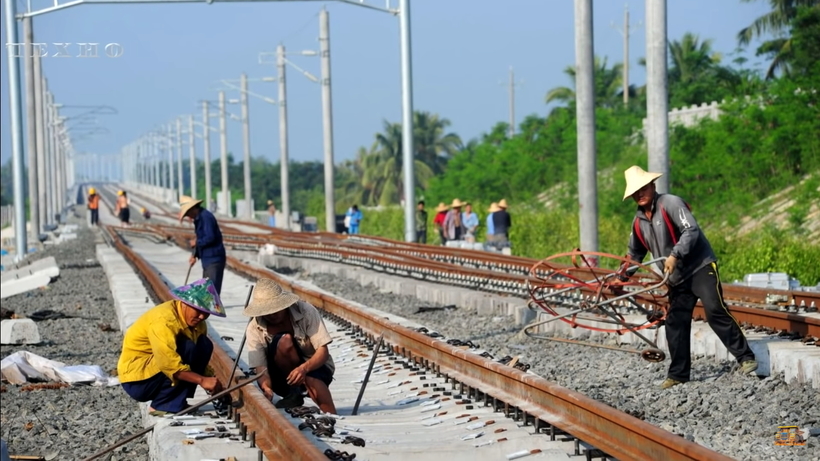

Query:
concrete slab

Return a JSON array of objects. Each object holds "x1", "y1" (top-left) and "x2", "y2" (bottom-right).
[
  {"x1": 0, "y1": 256, "x2": 60, "y2": 284},
  {"x1": 0, "y1": 319, "x2": 41, "y2": 345},
  {"x1": 0, "y1": 274, "x2": 53, "y2": 299}
]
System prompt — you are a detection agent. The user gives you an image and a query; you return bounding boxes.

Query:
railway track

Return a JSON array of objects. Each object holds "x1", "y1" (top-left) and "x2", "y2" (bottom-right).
[
  {"x1": 101, "y1": 224, "x2": 736, "y2": 461},
  {"x1": 95, "y1": 184, "x2": 820, "y2": 340}
]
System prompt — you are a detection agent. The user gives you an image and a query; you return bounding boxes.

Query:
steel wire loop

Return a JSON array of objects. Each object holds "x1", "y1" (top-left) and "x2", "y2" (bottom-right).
[{"x1": 527, "y1": 251, "x2": 670, "y2": 334}]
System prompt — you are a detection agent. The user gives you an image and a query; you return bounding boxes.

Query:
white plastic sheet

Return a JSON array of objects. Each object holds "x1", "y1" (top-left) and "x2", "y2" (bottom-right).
[{"x1": 0, "y1": 351, "x2": 119, "y2": 386}]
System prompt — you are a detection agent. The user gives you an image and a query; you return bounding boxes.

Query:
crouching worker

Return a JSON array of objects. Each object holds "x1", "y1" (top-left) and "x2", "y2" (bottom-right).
[
  {"x1": 244, "y1": 278, "x2": 337, "y2": 414},
  {"x1": 117, "y1": 278, "x2": 227, "y2": 415}
]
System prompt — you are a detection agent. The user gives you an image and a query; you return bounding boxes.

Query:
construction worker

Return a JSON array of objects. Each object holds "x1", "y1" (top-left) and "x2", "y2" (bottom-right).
[
  {"x1": 117, "y1": 278, "x2": 227, "y2": 415},
  {"x1": 619, "y1": 166, "x2": 757, "y2": 389},
  {"x1": 179, "y1": 195, "x2": 227, "y2": 295},
  {"x1": 87, "y1": 187, "x2": 100, "y2": 226},
  {"x1": 141, "y1": 207, "x2": 151, "y2": 220},
  {"x1": 267, "y1": 200, "x2": 276, "y2": 228},
  {"x1": 244, "y1": 278, "x2": 337, "y2": 413}
]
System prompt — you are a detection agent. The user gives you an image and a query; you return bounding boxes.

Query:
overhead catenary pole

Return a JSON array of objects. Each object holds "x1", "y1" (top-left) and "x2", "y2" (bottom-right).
[
  {"x1": 166, "y1": 124, "x2": 174, "y2": 197},
  {"x1": 319, "y1": 8, "x2": 336, "y2": 232},
  {"x1": 189, "y1": 115, "x2": 196, "y2": 199},
  {"x1": 202, "y1": 101, "x2": 213, "y2": 209},
  {"x1": 277, "y1": 44, "x2": 290, "y2": 230},
  {"x1": 240, "y1": 73, "x2": 253, "y2": 220},
  {"x1": 574, "y1": 0, "x2": 599, "y2": 266},
  {"x1": 399, "y1": 0, "x2": 416, "y2": 243},
  {"x1": 176, "y1": 117, "x2": 183, "y2": 199},
  {"x1": 218, "y1": 91, "x2": 230, "y2": 216},
  {"x1": 4, "y1": 0, "x2": 28, "y2": 259},
  {"x1": 46, "y1": 89, "x2": 57, "y2": 224},
  {"x1": 34, "y1": 51, "x2": 47, "y2": 230},
  {"x1": 23, "y1": 16, "x2": 40, "y2": 241},
  {"x1": 646, "y1": 0, "x2": 669, "y2": 193}
]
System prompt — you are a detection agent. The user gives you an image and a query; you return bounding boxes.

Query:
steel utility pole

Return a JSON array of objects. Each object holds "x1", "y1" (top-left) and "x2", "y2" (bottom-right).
[
  {"x1": 646, "y1": 0, "x2": 669, "y2": 193},
  {"x1": 277, "y1": 44, "x2": 290, "y2": 229},
  {"x1": 23, "y1": 16, "x2": 40, "y2": 241},
  {"x1": 319, "y1": 8, "x2": 336, "y2": 232},
  {"x1": 219, "y1": 91, "x2": 230, "y2": 217},
  {"x1": 240, "y1": 73, "x2": 253, "y2": 220},
  {"x1": 504, "y1": 66, "x2": 523, "y2": 138},
  {"x1": 176, "y1": 118, "x2": 183, "y2": 199},
  {"x1": 189, "y1": 115, "x2": 196, "y2": 199},
  {"x1": 202, "y1": 101, "x2": 213, "y2": 209},
  {"x1": 574, "y1": 0, "x2": 599, "y2": 266},
  {"x1": 399, "y1": 0, "x2": 416, "y2": 242},
  {"x1": 34, "y1": 52, "x2": 47, "y2": 230},
  {"x1": 4, "y1": 0, "x2": 27, "y2": 259},
  {"x1": 46, "y1": 89, "x2": 57, "y2": 223},
  {"x1": 612, "y1": 4, "x2": 640, "y2": 105}
]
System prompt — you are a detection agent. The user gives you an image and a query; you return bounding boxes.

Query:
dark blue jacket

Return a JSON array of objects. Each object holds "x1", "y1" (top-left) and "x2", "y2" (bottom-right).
[{"x1": 193, "y1": 209, "x2": 226, "y2": 267}]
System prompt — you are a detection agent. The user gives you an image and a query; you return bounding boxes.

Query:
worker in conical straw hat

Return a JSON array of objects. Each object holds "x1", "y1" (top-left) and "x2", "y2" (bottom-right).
[
  {"x1": 619, "y1": 165, "x2": 757, "y2": 390},
  {"x1": 179, "y1": 195, "x2": 227, "y2": 295},
  {"x1": 485, "y1": 202, "x2": 500, "y2": 243},
  {"x1": 491, "y1": 199, "x2": 512, "y2": 246},
  {"x1": 243, "y1": 278, "x2": 337, "y2": 413},
  {"x1": 443, "y1": 199, "x2": 465, "y2": 241},
  {"x1": 117, "y1": 278, "x2": 227, "y2": 415}
]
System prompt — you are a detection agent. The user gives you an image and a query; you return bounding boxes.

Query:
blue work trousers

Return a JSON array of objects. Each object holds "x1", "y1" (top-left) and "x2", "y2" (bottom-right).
[{"x1": 121, "y1": 335, "x2": 214, "y2": 413}]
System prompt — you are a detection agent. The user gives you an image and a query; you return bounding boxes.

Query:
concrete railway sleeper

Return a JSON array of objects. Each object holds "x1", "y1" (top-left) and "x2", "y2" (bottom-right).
[{"x1": 101, "y1": 223, "x2": 739, "y2": 461}]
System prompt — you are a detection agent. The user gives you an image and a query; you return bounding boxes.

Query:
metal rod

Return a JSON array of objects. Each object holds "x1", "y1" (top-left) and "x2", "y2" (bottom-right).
[
  {"x1": 352, "y1": 333, "x2": 384, "y2": 416},
  {"x1": 80, "y1": 374, "x2": 264, "y2": 461},
  {"x1": 228, "y1": 285, "x2": 256, "y2": 385}
]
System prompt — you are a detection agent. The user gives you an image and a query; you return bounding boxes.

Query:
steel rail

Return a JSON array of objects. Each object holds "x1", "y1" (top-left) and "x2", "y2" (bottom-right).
[
  {"x1": 116, "y1": 222, "x2": 820, "y2": 339},
  {"x1": 101, "y1": 224, "x2": 326, "y2": 460},
  {"x1": 224, "y1": 255, "x2": 734, "y2": 461}
]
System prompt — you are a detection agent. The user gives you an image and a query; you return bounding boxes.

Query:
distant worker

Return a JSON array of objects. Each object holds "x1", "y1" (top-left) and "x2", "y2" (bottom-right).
[
  {"x1": 267, "y1": 200, "x2": 277, "y2": 228},
  {"x1": 485, "y1": 202, "x2": 499, "y2": 246},
  {"x1": 461, "y1": 202, "x2": 479, "y2": 243},
  {"x1": 345, "y1": 205, "x2": 363, "y2": 235},
  {"x1": 619, "y1": 165, "x2": 757, "y2": 390},
  {"x1": 244, "y1": 278, "x2": 337, "y2": 413},
  {"x1": 492, "y1": 199, "x2": 511, "y2": 247},
  {"x1": 443, "y1": 199, "x2": 464, "y2": 242},
  {"x1": 87, "y1": 187, "x2": 100, "y2": 227},
  {"x1": 117, "y1": 278, "x2": 227, "y2": 415},
  {"x1": 114, "y1": 190, "x2": 130, "y2": 228},
  {"x1": 433, "y1": 202, "x2": 449, "y2": 245},
  {"x1": 179, "y1": 196, "x2": 227, "y2": 295},
  {"x1": 141, "y1": 207, "x2": 152, "y2": 220},
  {"x1": 415, "y1": 200, "x2": 428, "y2": 244}
]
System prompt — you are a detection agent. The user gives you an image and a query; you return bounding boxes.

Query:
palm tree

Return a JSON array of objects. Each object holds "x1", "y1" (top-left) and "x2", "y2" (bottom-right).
[
  {"x1": 412, "y1": 112, "x2": 462, "y2": 175},
  {"x1": 544, "y1": 56, "x2": 631, "y2": 108},
  {"x1": 737, "y1": 0, "x2": 820, "y2": 78},
  {"x1": 374, "y1": 121, "x2": 434, "y2": 205},
  {"x1": 668, "y1": 33, "x2": 722, "y2": 84}
]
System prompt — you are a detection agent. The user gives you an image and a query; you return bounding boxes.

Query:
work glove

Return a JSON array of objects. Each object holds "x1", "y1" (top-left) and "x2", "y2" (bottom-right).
[{"x1": 663, "y1": 255, "x2": 678, "y2": 275}]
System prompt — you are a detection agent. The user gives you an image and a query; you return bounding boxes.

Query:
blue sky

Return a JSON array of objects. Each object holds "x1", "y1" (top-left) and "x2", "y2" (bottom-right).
[{"x1": 1, "y1": 0, "x2": 772, "y2": 171}]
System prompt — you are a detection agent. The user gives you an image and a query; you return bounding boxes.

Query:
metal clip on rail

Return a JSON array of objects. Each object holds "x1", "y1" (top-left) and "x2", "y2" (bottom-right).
[{"x1": 522, "y1": 252, "x2": 671, "y2": 362}]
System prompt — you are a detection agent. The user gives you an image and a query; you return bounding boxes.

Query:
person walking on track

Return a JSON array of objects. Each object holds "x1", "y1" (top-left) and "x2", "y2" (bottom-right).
[
  {"x1": 620, "y1": 165, "x2": 757, "y2": 389},
  {"x1": 115, "y1": 190, "x2": 131, "y2": 227},
  {"x1": 87, "y1": 187, "x2": 100, "y2": 226},
  {"x1": 179, "y1": 196, "x2": 227, "y2": 295},
  {"x1": 117, "y1": 278, "x2": 227, "y2": 415},
  {"x1": 244, "y1": 278, "x2": 337, "y2": 414}
]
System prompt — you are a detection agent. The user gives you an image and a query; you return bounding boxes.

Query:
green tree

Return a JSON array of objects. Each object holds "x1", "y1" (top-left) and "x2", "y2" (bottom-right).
[
  {"x1": 737, "y1": 0, "x2": 820, "y2": 78},
  {"x1": 544, "y1": 56, "x2": 631, "y2": 108}
]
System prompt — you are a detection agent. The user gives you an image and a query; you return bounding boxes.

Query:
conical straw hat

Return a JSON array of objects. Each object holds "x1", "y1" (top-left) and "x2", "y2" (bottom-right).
[{"x1": 623, "y1": 165, "x2": 663, "y2": 200}]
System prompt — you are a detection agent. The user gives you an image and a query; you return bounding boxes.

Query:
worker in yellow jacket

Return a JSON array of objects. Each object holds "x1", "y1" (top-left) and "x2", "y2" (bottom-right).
[{"x1": 117, "y1": 278, "x2": 226, "y2": 415}]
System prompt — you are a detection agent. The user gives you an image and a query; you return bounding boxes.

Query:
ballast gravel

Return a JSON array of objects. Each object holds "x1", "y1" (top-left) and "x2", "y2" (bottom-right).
[
  {"x1": 1, "y1": 216, "x2": 148, "y2": 461},
  {"x1": 291, "y1": 270, "x2": 819, "y2": 461}
]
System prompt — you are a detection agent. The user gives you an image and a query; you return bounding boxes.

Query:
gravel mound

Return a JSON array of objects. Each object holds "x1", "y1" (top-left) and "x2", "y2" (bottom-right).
[
  {"x1": 292, "y1": 269, "x2": 820, "y2": 461},
  {"x1": 1, "y1": 217, "x2": 148, "y2": 461}
]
